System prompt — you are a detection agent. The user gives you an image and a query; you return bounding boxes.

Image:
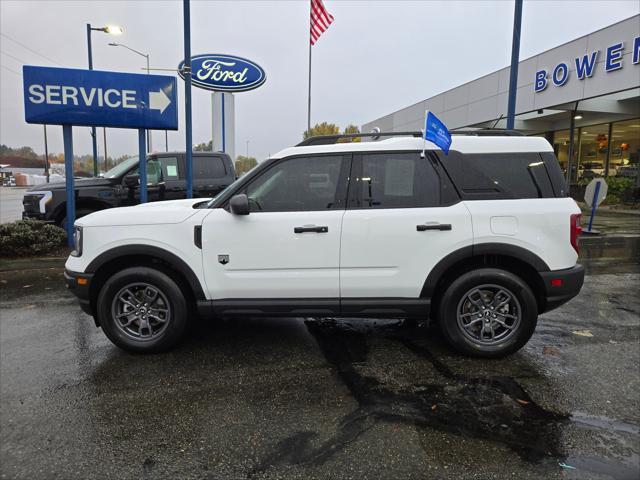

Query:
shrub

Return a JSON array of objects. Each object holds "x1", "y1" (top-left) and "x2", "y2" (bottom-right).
[{"x1": 0, "y1": 219, "x2": 67, "y2": 257}]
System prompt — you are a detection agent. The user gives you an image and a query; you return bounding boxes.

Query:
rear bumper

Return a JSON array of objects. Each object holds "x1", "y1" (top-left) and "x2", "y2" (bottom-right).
[
  {"x1": 539, "y1": 264, "x2": 585, "y2": 313},
  {"x1": 64, "y1": 269, "x2": 94, "y2": 316}
]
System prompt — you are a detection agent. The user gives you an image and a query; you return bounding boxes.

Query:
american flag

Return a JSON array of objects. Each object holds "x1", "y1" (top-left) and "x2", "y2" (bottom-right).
[{"x1": 310, "y1": 0, "x2": 334, "y2": 45}]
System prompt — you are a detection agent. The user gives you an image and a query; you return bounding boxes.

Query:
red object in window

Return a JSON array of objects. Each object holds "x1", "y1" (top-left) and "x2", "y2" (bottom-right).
[
  {"x1": 570, "y1": 213, "x2": 582, "y2": 254},
  {"x1": 551, "y1": 279, "x2": 563, "y2": 287}
]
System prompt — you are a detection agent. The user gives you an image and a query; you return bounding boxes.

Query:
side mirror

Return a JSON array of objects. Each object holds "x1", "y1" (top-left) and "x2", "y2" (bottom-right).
[
  {"x1": 124, "y1": 174, "x2": 140, "y2": 188},
  {"x1": 229, "y1": 194, "x2": 250, "y2": 215}
]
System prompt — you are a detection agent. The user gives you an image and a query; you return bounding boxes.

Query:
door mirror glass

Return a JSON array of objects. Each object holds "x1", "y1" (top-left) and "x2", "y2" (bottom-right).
[
  {"x1": 229, "y1": 194, "x2": 250, "y2": 215},
  {"x1": 124, "y1": 174, "x2": 140, "y2": 188}
]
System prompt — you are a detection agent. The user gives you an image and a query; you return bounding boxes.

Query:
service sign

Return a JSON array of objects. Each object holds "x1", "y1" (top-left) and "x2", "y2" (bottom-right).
[
  {"x1": 178, "y1": 54, "x2": 266, "y2": 92},
  {"x1": 23, "y1": 66, "x2": 178, "y2": 130}
]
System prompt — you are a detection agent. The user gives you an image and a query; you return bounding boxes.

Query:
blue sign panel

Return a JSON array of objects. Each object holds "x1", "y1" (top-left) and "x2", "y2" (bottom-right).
[
  {"x1": 424, "y1": 111, "x2": 452, "y2": 154},
  {"x1": 23, "y1": 66, "x2": 178, "y2": 130},
  {"x1": 178, "y1": 54, "x2": 266, "y2": 92}
]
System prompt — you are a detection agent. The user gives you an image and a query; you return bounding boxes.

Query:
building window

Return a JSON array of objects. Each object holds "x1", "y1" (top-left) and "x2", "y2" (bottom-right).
[
  {"x1": 553, "y1": 129, "x2": 571, "y2": 176},
  {"x1": 610, "y1": 119, "x2": 640, "y2": 180},
  {"x1": 577, "y1": 123, "x2": 609, "y2": 181}
]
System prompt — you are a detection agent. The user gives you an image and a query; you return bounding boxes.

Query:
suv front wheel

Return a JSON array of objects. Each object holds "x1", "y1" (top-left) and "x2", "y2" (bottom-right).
[
  {"x1": 97, "y1": 267, "x2": 189, "y2": 353},
  {"x1": 438, "y1": 268, "x2": 538, "y2": 358}
]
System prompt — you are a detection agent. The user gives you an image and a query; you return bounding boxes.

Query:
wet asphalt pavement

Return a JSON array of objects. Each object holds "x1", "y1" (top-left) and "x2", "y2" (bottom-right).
[{"x1": 1, "y1": 261, "x2": 639, "y2": 480}]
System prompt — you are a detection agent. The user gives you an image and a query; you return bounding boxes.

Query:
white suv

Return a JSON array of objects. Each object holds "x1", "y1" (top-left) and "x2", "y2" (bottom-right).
[{"x1": 65, "y1": 132, "x2": 584, "y2": 357}]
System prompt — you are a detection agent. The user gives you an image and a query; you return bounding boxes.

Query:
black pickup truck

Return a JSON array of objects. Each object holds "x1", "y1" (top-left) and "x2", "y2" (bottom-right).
[{"x1": 23, "y1": 151, "x2": 236, "y2": 226}]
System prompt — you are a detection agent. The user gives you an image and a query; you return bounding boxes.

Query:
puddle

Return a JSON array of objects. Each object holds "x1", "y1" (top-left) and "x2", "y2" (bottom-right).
[{"x1": 251, "y1": 318, "x2": 640, "y2": 479}]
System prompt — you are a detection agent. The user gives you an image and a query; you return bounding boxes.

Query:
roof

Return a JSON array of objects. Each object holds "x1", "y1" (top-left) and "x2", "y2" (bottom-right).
[{"x1": 272, "y1": 135, "x2": 553, "y2": 159}]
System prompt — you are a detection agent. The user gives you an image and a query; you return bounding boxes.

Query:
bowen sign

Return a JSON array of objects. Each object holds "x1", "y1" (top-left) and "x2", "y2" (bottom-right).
[
  {"x1": 23, "y1": 66, "x2": 178, "y2": 130},
  {"x1": 535, "y1": 35, "x2": 640, "y2": 92},
  {"x1": 178, "y1": 54, "x2": 266, "y2": 92}
]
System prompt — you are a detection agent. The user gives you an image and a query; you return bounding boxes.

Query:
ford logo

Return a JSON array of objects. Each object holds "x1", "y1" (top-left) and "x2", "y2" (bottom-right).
[{"x1": 178, "y1": 54, "x2": 266, "y2": 93}]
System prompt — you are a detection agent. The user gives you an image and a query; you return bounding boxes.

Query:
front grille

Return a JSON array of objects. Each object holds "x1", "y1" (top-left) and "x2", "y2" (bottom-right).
[{"x1": 22, "y1": 195, "x2": 42, "y2": 213}]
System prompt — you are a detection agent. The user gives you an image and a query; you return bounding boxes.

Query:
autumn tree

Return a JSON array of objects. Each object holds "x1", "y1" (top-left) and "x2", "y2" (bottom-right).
[
  {"x1": 303, "y1": 122, "x2": 340, "y2": 140},
  {"x1": 303, "y1": 123, "x2": 361, "y2": 142},
  {"x1": 235, "y1": 155, "x2": 258, "y2": 176}
]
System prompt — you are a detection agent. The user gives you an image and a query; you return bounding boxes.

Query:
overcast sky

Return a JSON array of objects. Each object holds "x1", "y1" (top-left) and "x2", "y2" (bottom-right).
[{"x1": 1, "y1": 0, "x2": 639, "y2": 161}]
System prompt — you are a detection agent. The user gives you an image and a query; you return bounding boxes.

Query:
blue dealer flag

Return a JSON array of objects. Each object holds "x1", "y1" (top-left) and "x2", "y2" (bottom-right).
[{"x1": 424, "y1": 110, "x2": 452, "y2": 154}]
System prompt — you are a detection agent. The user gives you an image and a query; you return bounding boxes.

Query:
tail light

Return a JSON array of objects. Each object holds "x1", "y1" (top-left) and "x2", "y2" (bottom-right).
[{"x1": 570, "y1": 213, "x2": 582, "y2": 254}]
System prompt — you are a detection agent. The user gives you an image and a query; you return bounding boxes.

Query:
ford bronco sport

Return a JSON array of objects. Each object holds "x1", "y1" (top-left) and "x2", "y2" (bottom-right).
[{"x1": 64, "y1": 131, "x2": 584, "y2": 357}]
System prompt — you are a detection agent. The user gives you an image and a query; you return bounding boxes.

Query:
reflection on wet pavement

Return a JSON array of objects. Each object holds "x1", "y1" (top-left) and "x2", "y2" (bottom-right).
[{"x1": 1, "y1": 268, "x2": 639, "y2": 479}]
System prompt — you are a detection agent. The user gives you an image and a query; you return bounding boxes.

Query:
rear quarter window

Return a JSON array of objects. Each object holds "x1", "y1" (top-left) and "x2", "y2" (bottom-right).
[
  {"x1": 193, "y1": 156, "x2": 227, "y2": 179},
  {"x1": 438, "y1": 151, "x2": 561, "y2": 200}
]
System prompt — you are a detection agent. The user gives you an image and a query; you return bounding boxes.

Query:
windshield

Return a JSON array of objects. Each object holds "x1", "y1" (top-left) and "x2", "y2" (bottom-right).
[{"x1": 103, "y1": 156, "x2": 139, "y2": 178}]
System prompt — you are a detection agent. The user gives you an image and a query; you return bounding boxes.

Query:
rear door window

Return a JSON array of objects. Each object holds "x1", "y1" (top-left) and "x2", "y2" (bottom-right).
[
  {"x1": 159, "y1": 156, "x2": 181, "y2": 180},
  {"x1": 351, "y1": 152, "x2": 440, "y2": 208},
  {"x1": 193, "y1": 156, "x2": 226, "y2": 179}
]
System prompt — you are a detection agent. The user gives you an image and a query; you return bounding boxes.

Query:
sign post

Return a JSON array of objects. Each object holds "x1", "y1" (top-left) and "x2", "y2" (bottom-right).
[
  {"x1": 62, "y1": 125, "x2": 75, "y2": 245},
  {"x1": 583, "y1": 178, "x2": 608, "y2": 235},
  {"x1": 23, "y1": 65, "x2": 178, "y2": 238}
]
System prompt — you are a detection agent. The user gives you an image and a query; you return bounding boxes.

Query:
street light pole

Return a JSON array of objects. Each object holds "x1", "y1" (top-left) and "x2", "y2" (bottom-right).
[
  {"x1": 86, "y1": 23, "x2": 123, "y2": 176},
  {"x1": 86, "y1": 24, "x2": 98, "y2": 177},
  {"x1": 108, "y1": 42, "x2": 154, "y2": 152}
]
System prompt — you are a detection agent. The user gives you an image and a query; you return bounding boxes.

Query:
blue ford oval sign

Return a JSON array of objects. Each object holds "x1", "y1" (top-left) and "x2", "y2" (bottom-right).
[{"x1": 178, "y1": 54, "x2": 266, "y2": 92}]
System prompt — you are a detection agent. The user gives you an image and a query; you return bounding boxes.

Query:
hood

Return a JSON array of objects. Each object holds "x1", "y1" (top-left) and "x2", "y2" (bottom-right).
[
  {"x1": 76, "y1": 198, "x2": 210, "y2": 227},
  {"x1": 27, "y1": 177, "x2": 114, "y2": 192}
]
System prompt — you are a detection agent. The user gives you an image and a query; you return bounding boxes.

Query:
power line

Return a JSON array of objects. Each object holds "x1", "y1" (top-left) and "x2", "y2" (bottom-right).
[
  {"x1": 0, "y1": 32, "x2": 63, "y2": 66},
  {"x1": 1, "y1": 64, "x2": 21, "y2": 76},
  {"x1": 1, "y1": 49, "x2": 28, "y2": 64}
]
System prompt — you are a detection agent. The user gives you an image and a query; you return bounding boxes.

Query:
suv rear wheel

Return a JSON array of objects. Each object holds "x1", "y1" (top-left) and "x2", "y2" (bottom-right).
[
  {"x1": 438, "y1": 268, "x2": 538, "y2": 358},
  {"x1": 97, "y1": 267, "x2": 188, "y2": 353}
]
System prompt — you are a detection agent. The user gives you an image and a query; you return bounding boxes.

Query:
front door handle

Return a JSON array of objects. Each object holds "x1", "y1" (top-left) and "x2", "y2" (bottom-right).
[
  {"x1": 417, "y1": 223, "x2": 452, "y2": 231},
  {"x1": 294, "y1": 225, "x2": 329, "y2": 234}
]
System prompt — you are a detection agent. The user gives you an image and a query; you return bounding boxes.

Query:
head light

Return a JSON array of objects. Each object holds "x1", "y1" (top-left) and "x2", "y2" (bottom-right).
[{"x1": 71, "y1": 226, "x2": 83, "y2": 257}]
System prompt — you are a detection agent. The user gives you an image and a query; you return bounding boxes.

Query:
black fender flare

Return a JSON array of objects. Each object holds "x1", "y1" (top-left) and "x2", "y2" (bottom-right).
[
  {"x1": 420, "y1": 243, "x2": 550, "y2": 298},
  {"x1": 86, "y1": 244, "x2": 206, "y2": 300}
]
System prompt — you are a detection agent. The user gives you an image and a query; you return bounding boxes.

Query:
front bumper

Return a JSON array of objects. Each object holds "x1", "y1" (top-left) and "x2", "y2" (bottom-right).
[
  {"x1": 22, "y1": 211, "x2": 46, "y2": 221},
  {"x1": 64, "y1": 269, "x2": 94, "y2": 316},
  {"x1": 539, "y1": 264, "x2": 585, "y2": 313}
]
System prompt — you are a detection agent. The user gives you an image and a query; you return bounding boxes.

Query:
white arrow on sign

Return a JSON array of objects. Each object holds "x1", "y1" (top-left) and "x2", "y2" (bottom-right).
[{"x1": 149, "y1": 89, "x2": 171, "y2": 114}]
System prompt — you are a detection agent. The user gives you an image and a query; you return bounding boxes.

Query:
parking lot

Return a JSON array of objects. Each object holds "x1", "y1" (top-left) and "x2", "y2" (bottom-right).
[{"x1": 1, "y1": 258, "x2": 638, "y2": 480}]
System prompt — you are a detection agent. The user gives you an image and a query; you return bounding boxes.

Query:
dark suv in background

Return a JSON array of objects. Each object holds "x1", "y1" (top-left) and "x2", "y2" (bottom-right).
[{"x1": 23, "y1": 152, "x2": 236, "y2": 226}]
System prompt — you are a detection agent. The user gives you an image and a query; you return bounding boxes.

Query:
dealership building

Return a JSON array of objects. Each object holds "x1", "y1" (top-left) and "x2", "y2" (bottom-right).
[{"x1": 362, "y1": 15, "x2": 640, "y2": 184}]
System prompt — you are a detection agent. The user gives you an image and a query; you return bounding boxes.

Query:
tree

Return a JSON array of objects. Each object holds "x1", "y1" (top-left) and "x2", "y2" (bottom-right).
[
  {"x1": 194, "y1": 140, "x2": 213, "y2": 152},
  {"x1": 302, "y1": 123, "x2": 361, "y2": 142},
  {"x1": 337, "y1": 124, "x2": 361, "y2": 143},
  {"x1": 235, "y1": 155, "x2": 257, "y2": 176},
  {"x1": 303, "y1": 122, "x2": 340, "y2": 140}
]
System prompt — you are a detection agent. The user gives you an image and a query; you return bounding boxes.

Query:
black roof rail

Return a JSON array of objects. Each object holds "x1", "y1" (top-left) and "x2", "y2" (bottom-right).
[
  {"x1": 296, "y1": 131, "x2": 423, "y2": 146},
  {"x1": 450, "y1": 129, "x2": 524, "y2": 136},
  {"x1": 296, "y1": 128, "x2": 524, "y2": 146}
]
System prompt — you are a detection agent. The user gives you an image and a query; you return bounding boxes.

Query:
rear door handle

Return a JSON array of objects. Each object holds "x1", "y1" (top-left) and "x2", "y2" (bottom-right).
[
  {"x1": 417, "y1": 223, "x2": 452, "y2": 231},
  {"x1": 294, "y1": 225, "x2": 329, "y2": 234}
]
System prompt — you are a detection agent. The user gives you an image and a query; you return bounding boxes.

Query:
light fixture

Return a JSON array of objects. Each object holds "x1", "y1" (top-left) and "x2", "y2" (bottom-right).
[
  {"x1": 104, "y1": 25, "x2": 124, "y2": 35},
  {"x1": 574, "y1": 114, "x2": 583, "y2": 120}
]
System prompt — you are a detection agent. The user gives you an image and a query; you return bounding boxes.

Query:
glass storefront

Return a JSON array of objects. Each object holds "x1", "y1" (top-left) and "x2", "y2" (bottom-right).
[
  {"x1": 610, "y1": 119, "x2": 640, "y2": 179},
  {"x1": 550, "y1": 118, "x2": 640, "y2": 184},
  {"x1": 577, "y1": 123, "x2": 609, "y2": 181}
]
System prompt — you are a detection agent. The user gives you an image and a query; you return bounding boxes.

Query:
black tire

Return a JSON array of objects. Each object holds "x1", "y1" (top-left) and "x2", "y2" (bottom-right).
[
  {"x1": 97, "y1": 266, "x2": 189, "y2": 353},
  {"x1": 437, "y1": 268, "x2": 538, "y2": 358}
]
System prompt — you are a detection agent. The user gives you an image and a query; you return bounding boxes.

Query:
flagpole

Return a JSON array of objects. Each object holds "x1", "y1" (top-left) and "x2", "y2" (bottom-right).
[{"x1": 307, "y1": 28, "x2": 312, "y2": 134}]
